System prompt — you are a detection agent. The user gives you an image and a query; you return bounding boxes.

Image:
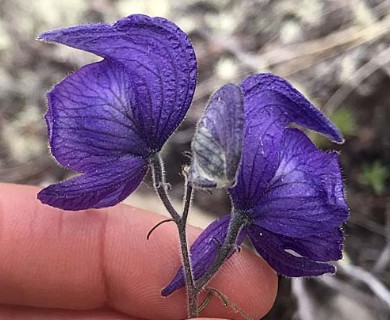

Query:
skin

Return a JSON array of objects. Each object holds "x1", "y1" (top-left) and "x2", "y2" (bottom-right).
[{"x1": 0, "y1": 183, "x2": 277, "y2": 319}]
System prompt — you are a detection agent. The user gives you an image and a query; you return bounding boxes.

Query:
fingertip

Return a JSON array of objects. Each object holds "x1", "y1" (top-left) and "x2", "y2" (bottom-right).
[
  {"x1": 0, "y1": 305, "x2": 135, "y2": 319},
  {"x1": 0, "y1": 183, "x2": 277, "y2": 319},
  {"x1": 187, "y1": 249, "x2": 278, "y2": 319}
]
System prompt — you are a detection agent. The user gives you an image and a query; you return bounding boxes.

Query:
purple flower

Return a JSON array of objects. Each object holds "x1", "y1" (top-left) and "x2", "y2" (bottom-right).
[
  {"x1": 37, "y1": 15, "x2": 197, "y2": 210},
  {"x1": 189, "y1": 83, "x2": 244, "y2": 189},
  {"x1": 162, "y1": 74, "x2": 348, "y2": 296}
]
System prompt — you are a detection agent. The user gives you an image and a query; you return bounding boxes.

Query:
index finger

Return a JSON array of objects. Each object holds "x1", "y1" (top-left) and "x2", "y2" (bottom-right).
[{"x1": 0, "y1": 183, "x2": 277, "y2": 319}]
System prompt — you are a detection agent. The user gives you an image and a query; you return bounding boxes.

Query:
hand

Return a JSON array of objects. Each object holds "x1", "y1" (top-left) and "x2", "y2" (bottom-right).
[{"x1": 0, "y1": 183, "x2": 277, "y2": 319}]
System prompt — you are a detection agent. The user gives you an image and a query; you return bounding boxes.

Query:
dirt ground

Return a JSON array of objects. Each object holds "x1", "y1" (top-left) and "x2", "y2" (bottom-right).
[{"x1": 0, "y1": 0, "x2": 389, "y2": 319}]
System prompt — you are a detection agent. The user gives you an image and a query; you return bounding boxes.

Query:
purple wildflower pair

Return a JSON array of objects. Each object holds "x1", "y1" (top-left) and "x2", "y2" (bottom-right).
[{"x1": 38, "y1": 14, "x2": 348, "y2": 296}]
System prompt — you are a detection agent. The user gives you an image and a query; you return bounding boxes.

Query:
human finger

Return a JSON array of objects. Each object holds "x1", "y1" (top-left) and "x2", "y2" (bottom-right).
[
  {"x1": 0, "y1": 183, "x2": 277, "y2": 319},
  {"x1": 0, "y1": 305, "x2": 135, "y2": 319}
]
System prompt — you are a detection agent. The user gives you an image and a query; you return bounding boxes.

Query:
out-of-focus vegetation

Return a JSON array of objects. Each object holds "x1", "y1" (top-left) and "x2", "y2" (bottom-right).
[
  {"x1": 331, "y1": 107, "x2": 358, "y2": 136},
  {"x1": 360, "y1": 161, "x2": 389, "y2": 195},
  {"x1": 0, "y1": 0, "x2": 389, "y2": 319}
]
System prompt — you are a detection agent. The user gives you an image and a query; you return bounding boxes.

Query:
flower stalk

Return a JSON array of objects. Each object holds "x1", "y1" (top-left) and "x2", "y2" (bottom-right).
[
  {"x1": 150, "y1": 154, "x2": 198, "y2": 318},
  {"x1": 194, "y1": 211, "x2": 248, "y2": 292}
]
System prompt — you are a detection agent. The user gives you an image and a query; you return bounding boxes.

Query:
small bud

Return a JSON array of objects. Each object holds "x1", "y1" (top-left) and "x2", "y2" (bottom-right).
[{"x1": 190, "y1": 83, "x2": 244, "y2": 189}]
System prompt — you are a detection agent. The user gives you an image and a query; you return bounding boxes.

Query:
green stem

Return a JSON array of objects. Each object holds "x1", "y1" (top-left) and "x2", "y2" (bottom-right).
[
  {"x1": 195, "y1": 210, "x2": 248, "y2": 292},
  {"x1": 150, "y1": 154, "x2": 198, "y2": 318},
  {"x1": 150, "y1": 154, "x2": 180, "y2": 221}
]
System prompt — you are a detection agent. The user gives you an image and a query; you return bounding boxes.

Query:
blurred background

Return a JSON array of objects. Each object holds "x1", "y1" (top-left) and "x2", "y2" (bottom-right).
[{"x1": 0, "y1": 0, "x2": 389, "y2": 319}]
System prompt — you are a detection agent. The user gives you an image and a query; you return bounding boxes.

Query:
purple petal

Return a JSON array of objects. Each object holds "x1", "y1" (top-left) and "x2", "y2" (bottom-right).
[
  {"x1": 253, "y1": 128, "x2": 348, "y2": 238},
  {"x1": 38, "y1": 156, "x2": 148, "y2": 210},
  {"x1": 190, "y1": 83, "x2": 244, "y2": 188},
  {"x1": 47, "y1": 59, "x2": 150, "y2": 172},
  {"x1": 277, "y1": 228, "x2": 344, "y2": 262},
  {"x1": 161, "y1": 214, "x2": 246, "y2": 296},
  {"x1": 39, "y1": 14, "x2": 197, "y2": 149},
  {"x1": 228, "y1": 106, "x2": 284, "y2": 209},
  {"x1": 240, "y1": 73, "x2": 343, "y2": 143},
  {"x1": 229, "y1": 73, "x2": 344, "y2": 209},
  {"x1": 248, "y1": 224, "x2": 335, "y2": 277}
]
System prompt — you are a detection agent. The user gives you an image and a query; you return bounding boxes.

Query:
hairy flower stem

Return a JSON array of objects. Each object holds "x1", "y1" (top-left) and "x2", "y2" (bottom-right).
[
  {"x1": 194, "y1": 210, "x2": 248, "y2": 292},
  {"x1": 150, "y1": 154, "x2": 181, "y2": 221},
  {"x1": 150, "y1": 154, "x2": 198, "y2": 318}
]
